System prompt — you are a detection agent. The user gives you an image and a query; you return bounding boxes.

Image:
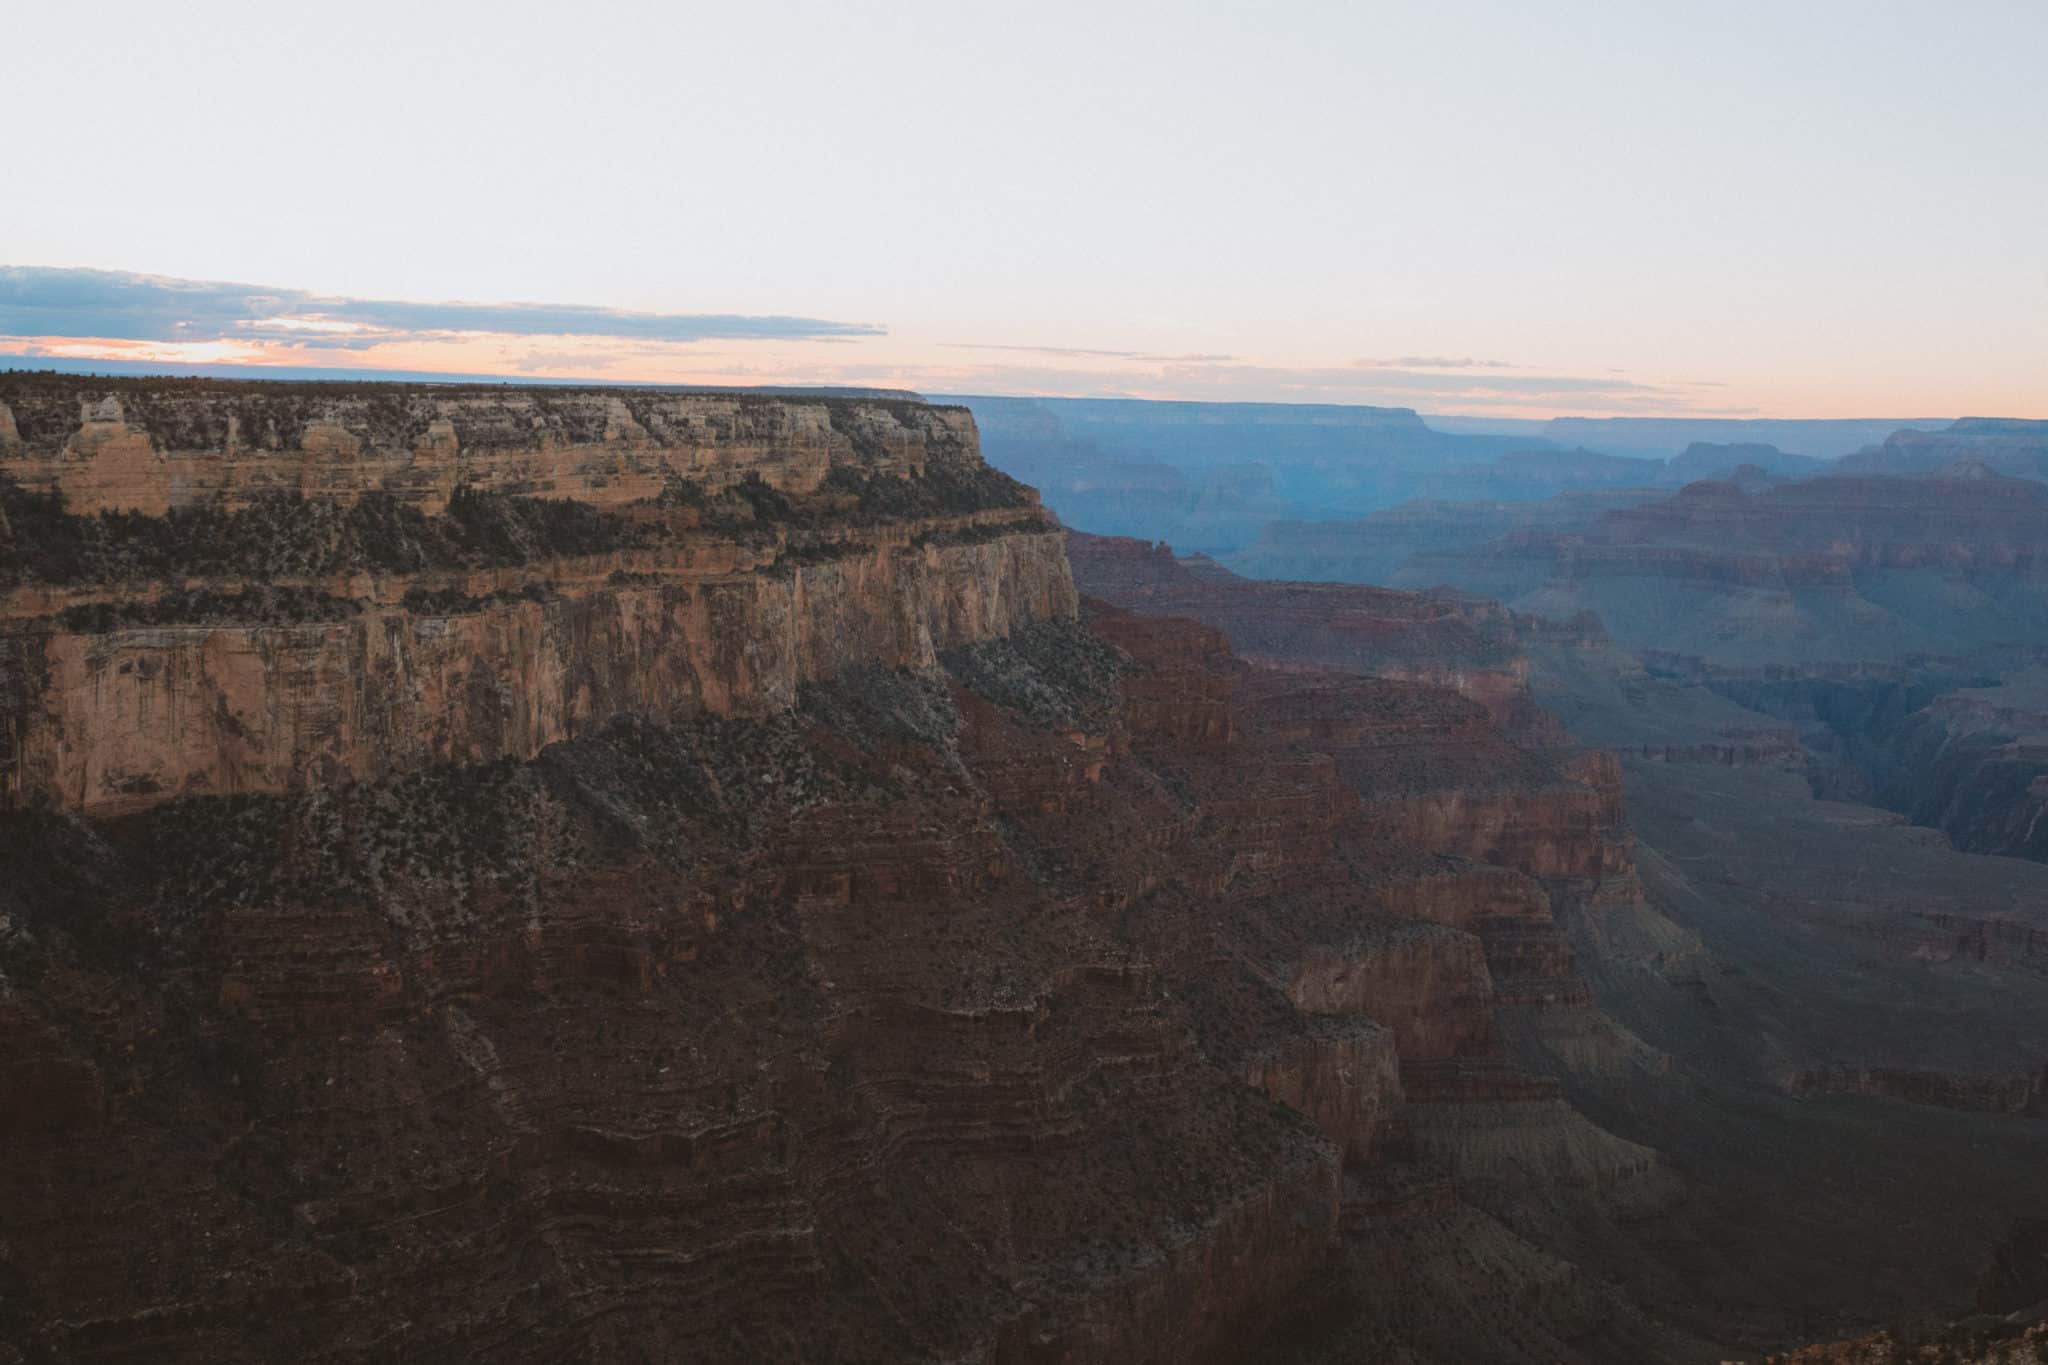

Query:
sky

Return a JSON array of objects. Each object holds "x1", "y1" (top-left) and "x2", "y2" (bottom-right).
[{"x1": 3, "y1": 0, "x2": 2043, "y2": 418}]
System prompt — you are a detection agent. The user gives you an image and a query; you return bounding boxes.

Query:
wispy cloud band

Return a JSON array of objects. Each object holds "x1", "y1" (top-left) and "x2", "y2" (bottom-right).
[
  {"x1": 0, "y1": 266, "x2": 885, "y2": 347},
  {"x1": 941, "y1": 342, "x2": 1236, "y2": 363},
  {"x1": 1353, "y1": 355, "x2": 1518, "y2": 370},
  {"x1": 0, "y1": 265, "x2": 1740, "y2": 417}
]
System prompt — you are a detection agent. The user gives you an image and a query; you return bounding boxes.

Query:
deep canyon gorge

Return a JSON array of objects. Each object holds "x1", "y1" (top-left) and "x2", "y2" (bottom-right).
[{"x1": 2, "y1": 375, "x2": 2046, "y2": 1363}]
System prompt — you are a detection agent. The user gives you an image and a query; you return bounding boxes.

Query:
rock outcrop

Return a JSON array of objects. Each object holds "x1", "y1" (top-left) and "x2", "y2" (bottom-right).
[
  {"x1": 0, "y1": 597, "x2": 1682, "y2": 1362},
  {"x1": 0, "y1": 375, "x2": 1069, "y2": 813}
]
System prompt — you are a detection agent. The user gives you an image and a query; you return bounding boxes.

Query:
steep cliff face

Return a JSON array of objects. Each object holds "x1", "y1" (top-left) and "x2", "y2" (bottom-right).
[
  {"x1": 0, "y1": 381, "x2": 1768, "y2": 1363},
  {"x1": 5, "y1": 531, "x2": 1069, "y2": 814},
  {"x1": 0, "y1": 380, "x2": 1298, "y2": 1362},
  {"x1": 1873, "y1": 671, "x2": 2048, "y2": 861},
  {"x1": 0, "y1": 375, "x2": 1070, "y2": 813}
]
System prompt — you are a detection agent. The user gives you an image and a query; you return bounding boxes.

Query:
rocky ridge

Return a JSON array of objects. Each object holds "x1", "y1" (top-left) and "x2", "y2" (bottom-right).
[{"x1": 0, "y1": 374, "x2": 1065, "y2": 814}]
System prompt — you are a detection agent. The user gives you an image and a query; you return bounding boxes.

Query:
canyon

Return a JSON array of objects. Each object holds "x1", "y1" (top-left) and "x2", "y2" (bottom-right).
[
  {"x1": 1208, "y1": 423, "x2": 2048, "y2": 875},
  {"x1": 1071, "y1": 534, "x2": 2048, "y2": 1357},
  {"x1": 3, "y1": 375, "x2": 2044, "y2": 1363},
  {"x1": 0, "y1": 375, "x2": 1677, "y2": 1362}
]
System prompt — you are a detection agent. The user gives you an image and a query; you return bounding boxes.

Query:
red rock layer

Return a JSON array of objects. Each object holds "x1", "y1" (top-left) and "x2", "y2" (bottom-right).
[
  {"x1": 1069, "y1": 537, "x2": 1683, "y2": 1306},
  {"x1": 1070, "y1": 535, "x2": 1644, "y2": 1026},
  {"x1": 1064, "y1": 530, "x2": 1541, "y2": 729}
]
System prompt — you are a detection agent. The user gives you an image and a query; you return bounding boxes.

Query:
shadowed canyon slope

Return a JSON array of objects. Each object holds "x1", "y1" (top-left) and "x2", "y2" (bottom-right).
[
  {"x1": 1070, "y1": 532, "x2": 2048, "y2": 1359},
  {"x1": 1205, "y1": 411, "x2": 2048, "y2": 1352}
]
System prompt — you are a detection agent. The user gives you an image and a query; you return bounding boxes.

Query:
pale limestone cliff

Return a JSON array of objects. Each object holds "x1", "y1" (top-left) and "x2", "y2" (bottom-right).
[
  {"x1": 0, "y1": 375, "x2": 1075, "y2": 813},
  {"x1": 0, "y1": 376, "x2": 979, "y2": 514}
]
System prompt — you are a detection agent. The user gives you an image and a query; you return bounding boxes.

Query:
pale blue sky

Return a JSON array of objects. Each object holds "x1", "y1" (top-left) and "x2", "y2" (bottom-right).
[{"x1": 5, "y1": 0, "x2": 2043, "y2": 415}]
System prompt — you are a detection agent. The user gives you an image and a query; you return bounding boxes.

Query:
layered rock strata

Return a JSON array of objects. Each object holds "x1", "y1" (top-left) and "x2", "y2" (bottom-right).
[
  {"x1": 1067, "y1": 533, "x2": 1692, "y2": 1359},
  {"x1": 0, "y1": 596, "x2": 1679, "y2": 1363},
  {"x1": 1065, "y1": 530, "x2": 1548, "y2": 731},
  {"x1": 0, "y1": 395, "x2": 1702, "y2": 1362},
  {"x1": 0, "y1": 373, "x2": 978, "y2": 515},
  {"x1": 1, "y1": 375, "x2": 1069, "y2": 813}
]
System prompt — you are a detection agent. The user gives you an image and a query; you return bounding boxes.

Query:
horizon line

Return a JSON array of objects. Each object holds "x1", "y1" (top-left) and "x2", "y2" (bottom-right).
[{"x1": 0, "y1": 355, "x2": 1980, "y2": 427}]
